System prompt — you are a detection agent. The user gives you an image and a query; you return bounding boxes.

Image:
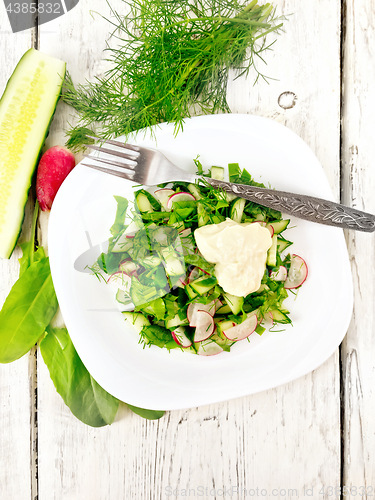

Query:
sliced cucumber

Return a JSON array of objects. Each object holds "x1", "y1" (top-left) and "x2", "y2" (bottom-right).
[
  {"x1": 210, "y1": 333, "x2": 234, "y2": 351},
  {"x1": 122, "y1": 311, "x2": 150, "y2": 333},
  {"x1": 135, "y1": 192, "x2": 154, "y2": 213},
  {"x1": 255, "y1": 213, "x2": 266, "y2": 222},
  {"x1": 269, "y1": 309, "x2": 291, "y2": 324},
  {"x1": 165, "y1": 313, "x2": 189, "y2": 329},
  {"x1": 216, "y1": 319, "x2": 236, "y2": 334},
  {"x1": 223, "y1": 293, "x2": 244, "y2": 315},
  {"x1": 168, "y1": 220, "x2": 185, "y2": 232},
  {"x1": 189, "y1": 275, "x2": 217, "y2": 295},
  {"x1": 229, "y1": 198, "x2": 246, "y2": 223},
  {"x1": 222, "y1": 191, "x2": 238, "y2": 203},
  {"x1": 185, "y1": 284, "x2": 198, "y2": 300},
  {"x1": 277, "y1": 238, "x2": 293, "y2": 253},
  {"x1": 197, "y1": 202, "x2": 209, "y2": 227},
  {"x1": 0, "y1": 49, "x2": 66, "y2": 259},
  {"x1": 116, "y1": 289, "x2": 132, "y2": 305},
  {"x1": 215, "y1": 304, "x2": 231, "y2": 315},
  {"x1": 141, "y1": 254, "x2": 161, "y2": 268},
  {"x1": 267, "y1": 235, "x2": 277, "y2": 267},
  {"x1": 210, "y1": 166, "x2": 224, "y2": 180},
  {"x1": 270, "y1": 219, "x2": 290, "y2": 234},
  {"x1": 160, "y1": 246, "x2": 185, "y2": 277},
  {"x1": 187, "y1": 184, "x2": 202, "y2": 200}
]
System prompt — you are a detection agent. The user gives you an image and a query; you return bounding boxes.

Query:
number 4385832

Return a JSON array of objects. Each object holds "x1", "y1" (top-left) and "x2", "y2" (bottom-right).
[{"x1": 6, "y1": 3, "x2": 62, "y2": 14}]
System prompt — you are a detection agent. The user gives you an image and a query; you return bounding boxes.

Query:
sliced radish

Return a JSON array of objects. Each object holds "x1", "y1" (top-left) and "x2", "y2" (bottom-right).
[
  {"x1": 187, "y1": 300, "x2": 217, "y2": 326},
  {"x1": 171, "y1": 326, "x2": 192, "y2": 348},
  {"x1": 154, "y1": 188, "x2": 175, "y2": 210},
  {"x1": 213, "y1": 298, "x2": 223, "y2": 310},
  {"x1": 197, "y1": 340, "x2": 223, "y2": 356},
  {"x1": 284, "y1": 254, "x2": 308, "y2": 289},
  {"x1": 193, "y1": 311, "x2": 215, "y2": 342},
  {"x1": 262, "y1": 311, "x2": 274, "y2": 326},
  {"x1": 266, "y1": 224, "x2": 275, "y2": 238},
  {"x1": 222, "y1": 314, "x2": 258, "y2": 342},
  {"x1": 187, "y1": 266, "x2": 208, "y2": 283},
  {"x1": 178, "y1": 227, "x2": 191, "y2": 237},
  {"x1": 119, "y1": 260, "x2": 139, "y2": 276},
  {"x1": 270, "y1": 266, "x2": 287, "y2": 281},
  {"x1": 166, "y1": 192, "x2": 195, "y2": 210},
  {"x1": 107, "y1": 271, "x2": 132, "y2": 293},
  {"x1": 174, "y1": 277, "x2": 187, "y2": 288}
]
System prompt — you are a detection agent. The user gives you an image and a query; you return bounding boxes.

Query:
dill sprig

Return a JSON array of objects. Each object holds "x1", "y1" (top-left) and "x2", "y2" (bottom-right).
[{"x1": 63, "y1": 0, "x2": 284, "y2": 151}]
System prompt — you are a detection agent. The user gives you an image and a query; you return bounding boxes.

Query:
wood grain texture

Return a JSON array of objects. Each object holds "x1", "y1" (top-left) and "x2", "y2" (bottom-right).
[
  {"x1": 0, "y1": 12, "x2": 36, "y2": 500},
  {"x1": 34, "y1": 2, "x2": 343, "y2": 499},
  {"x1": 341, "y1": 0, "x2": 375, "y2": 497}
]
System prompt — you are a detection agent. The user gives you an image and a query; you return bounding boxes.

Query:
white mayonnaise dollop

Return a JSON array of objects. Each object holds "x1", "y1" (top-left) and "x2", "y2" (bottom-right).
[{"x1": 194, "y1": 219, "x2": 272, "y2": 297}]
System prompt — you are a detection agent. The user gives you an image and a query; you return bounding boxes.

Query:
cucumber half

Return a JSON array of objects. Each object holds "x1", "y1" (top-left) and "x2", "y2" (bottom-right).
[{"x1": 0, "y1": 49, "x2": 66, "y2": 259}]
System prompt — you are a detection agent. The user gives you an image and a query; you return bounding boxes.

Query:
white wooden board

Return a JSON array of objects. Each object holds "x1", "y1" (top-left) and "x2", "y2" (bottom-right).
[
  {"x1": 341, "y1": 0, "x2": 375, "y2": 496},
  {"x1": 35, "y1": 1, "x2": 342, "y2": 499},
  {"x1": 0, "y1": 12, "x2": 36, "y2": 500}
]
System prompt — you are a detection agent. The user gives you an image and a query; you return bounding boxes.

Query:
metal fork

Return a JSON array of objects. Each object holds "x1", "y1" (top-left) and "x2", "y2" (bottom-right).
[{"x1": 82, "y1": 137, "x2": 375, "y2": 233}]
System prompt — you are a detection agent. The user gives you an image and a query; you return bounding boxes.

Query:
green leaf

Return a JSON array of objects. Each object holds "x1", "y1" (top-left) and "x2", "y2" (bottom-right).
[
  {"x1": 18, "y1": 200, "x2": 41, "y2": 277},
  {"x1": 228, "y1": 162, "x2": 241, "y2": 182},
  {"x1": 40, "y1": 327, "x2": 119, "y2": 427},
  {"x1": 140, "y1": 324, "x2": 174, "y2": 348},
  {"x1": 110, "y1": 196, "x2": 129, "y2": 236},
  {"x1": 126, "y1": 404, "x2": 165, "y2": 420},
  {"x1": 137, "y1": 297, "x2": 166, "y2": 321},
  {"x1": 19, "y1": 244, "x2": 45, "y2": 278},
  {"x1": 0, "y1": 257, "x2": 58, "y2": 363}
]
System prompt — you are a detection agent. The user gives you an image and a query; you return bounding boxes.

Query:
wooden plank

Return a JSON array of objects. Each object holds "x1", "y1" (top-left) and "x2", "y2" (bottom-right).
[
  {"x1": 37, "y1": 1, "x2": 342, "y2": 499},
  {"x1": 0, "y1": 12, "x2": 36, "y2": 500},
  {"x1": 341, "y1": 0, "x2": 375, "y2": 496}
]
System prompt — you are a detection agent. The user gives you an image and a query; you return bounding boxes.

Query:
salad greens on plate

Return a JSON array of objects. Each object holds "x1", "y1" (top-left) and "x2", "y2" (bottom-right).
[{"x1": 91, "y1": 161, "x2": 308, "y2": 356}]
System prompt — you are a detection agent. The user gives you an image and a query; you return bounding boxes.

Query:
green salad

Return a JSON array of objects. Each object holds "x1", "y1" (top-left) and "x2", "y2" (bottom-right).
[{"x1": 91, "y1": 161, "x2": 308, "y2": 356}]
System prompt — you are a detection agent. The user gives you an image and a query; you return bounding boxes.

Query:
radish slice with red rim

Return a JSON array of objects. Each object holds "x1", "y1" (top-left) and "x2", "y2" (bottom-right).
[
  {"x1": 118, "y1": 260, "x2": 139, "y2": 276},
  {"x1": 284, "y1": 254, "x2": 308, "y2": 289},
  {"x1": 154, "y1": 188, "x2": 175, "y2": 210},
  {"x1": 166, "y1": 192, "x2": 195, "y2": 210},
  {"x1": 188, "y1": 266, "x2": 208, "y2": 283},
  {"x1": 222, "y1": 314, "x2": 257, "y2": 341},
  {"x1": 270, "y1": 266, "x2": 287, "y2": 281},
  {"x1": 187, "y1": 300, "x2": 218, "y2": 326},
  {"x1": 262, "y1": 311, "x2": 274, "y2": 326},
  {"x1": 172, "y1": 327, "x2": 192, "y2": 348},
  {"x1": 193, "y1": 311, "x2": 215, "y2": 342}
]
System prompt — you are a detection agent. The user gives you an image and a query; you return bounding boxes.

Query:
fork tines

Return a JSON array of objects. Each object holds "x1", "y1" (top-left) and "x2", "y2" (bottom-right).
[
  {"x1": 82, "y1": 136, "x2": 141, "y2": 180},
  {"x1": 81, "y1": 162, "x2": 134, "y2": 181}
]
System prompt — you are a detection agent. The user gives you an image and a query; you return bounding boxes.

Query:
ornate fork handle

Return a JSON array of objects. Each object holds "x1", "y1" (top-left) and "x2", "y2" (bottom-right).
[{"x1": 208, "y1": 180, "x2": 375, "y2": 233}]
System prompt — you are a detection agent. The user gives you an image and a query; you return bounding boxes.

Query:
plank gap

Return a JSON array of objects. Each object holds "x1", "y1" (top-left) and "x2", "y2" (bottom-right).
[
  {"x1": 339, "y1": 0, "x2": 348, "y2": 498},
  {"x1": 31, "y1": 6, "x2": 40, "y2": 500},
  {"x1": 29, "y1": 347, "x2": 38, "y2": 500}
]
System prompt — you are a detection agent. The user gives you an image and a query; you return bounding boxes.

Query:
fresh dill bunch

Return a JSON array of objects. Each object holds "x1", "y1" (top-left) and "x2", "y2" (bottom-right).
[{"x1": 63, "y1": 0, "x2": 284, "y2": 151}]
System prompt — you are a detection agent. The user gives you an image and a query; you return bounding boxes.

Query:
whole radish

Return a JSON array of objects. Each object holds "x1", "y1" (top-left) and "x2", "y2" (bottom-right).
[{"x1": 36, "y1": 146, "x2": 76, "y2": 211}]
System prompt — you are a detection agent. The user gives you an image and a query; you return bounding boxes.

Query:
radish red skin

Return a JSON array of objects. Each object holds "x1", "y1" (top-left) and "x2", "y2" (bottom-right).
[{"x1": 36, "y1": 146, "x2": 76, "y2": 211}]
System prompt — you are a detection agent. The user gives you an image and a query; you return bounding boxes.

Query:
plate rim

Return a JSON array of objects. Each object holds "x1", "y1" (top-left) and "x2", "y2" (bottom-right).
[{"x1": 48, "y1": 113, "x2": 353, "y2": 410}]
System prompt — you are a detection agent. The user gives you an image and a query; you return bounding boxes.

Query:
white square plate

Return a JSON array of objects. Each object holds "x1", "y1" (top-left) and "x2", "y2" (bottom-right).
[{"x1": 48, "y1": 114, "x2": 353, "y2": 410}]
